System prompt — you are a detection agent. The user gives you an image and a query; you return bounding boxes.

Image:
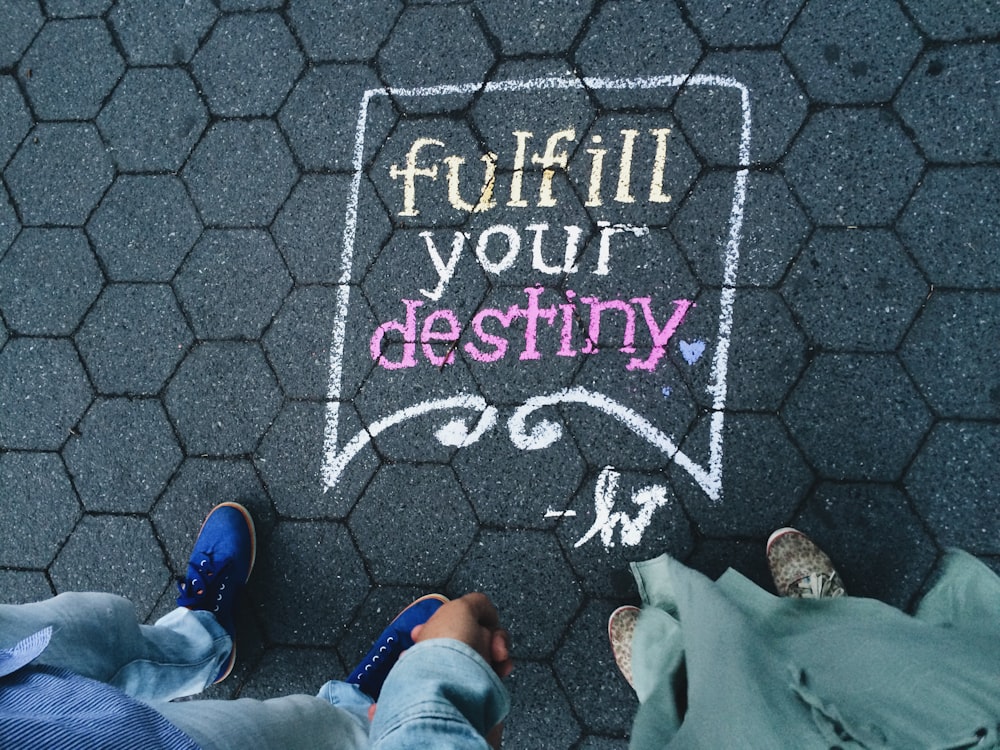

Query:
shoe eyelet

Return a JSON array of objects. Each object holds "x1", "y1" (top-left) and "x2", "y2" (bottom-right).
[
  {"x1": 364, "y1": 665, "x2": 372, "y2": 672},
  {"x1": 379, "y1": 646, "x2": 387, "y2": 653},
  {"x1": 373, "y1": 655, "x2": 379, "y2": 662},
  {"x1": 387, "y1": 637, "x2": 394, "y2": 644}
]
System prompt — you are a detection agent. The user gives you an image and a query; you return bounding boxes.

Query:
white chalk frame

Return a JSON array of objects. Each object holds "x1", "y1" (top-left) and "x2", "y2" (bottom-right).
[{"x1": 323, "y1": 75, "x2": 752, "y2": 502}]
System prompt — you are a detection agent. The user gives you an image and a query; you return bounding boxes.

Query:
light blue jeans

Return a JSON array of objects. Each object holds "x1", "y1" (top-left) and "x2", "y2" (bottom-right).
[{"x1": 0, "y1": 593, "x2": 370, "y2": 750}]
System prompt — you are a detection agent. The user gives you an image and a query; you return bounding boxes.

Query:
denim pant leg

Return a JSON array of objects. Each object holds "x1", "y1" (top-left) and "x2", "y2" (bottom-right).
[{"x1": 0, "y1": 592, "x2": 231, "y2": 702}]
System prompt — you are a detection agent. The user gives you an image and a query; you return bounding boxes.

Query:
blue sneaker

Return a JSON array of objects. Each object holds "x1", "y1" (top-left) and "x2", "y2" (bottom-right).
[
  {"x1": 347, "y1": 594, "x2": 448, "y2": 699},
  {"x1": 177, "y1": 502, "x2": 255, "y2": 682}
]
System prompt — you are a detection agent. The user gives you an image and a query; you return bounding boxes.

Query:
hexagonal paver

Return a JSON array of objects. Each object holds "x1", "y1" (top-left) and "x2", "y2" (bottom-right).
[
  {"x1": 896, "y1": 44, "x2": 1000, "y2": 164},
  {"x1": 182, "y1": 120, "x2": 298, "y2": 227},
  {"x1": 554, "y1": 599, "x2": 637, "y2": 736},
  {"x1": 790, "y1": 482, "x2": 937, "y2": 608},
  {"x1": 0, "y1": 185, "x2": 21, "y2": 258},
  {"x1": 0, "y1": 338, "x2": 93, "y2": 450},
  {"x1": 109, "y1": 0, "x2": 217, "y2": 65},
  {"x1": 76, "y1": 284, "x2": 192, "y2": 396},
  {"x1": 678, "y1": 413, "x2": 811, "y2": 535},
  {"x1": 63, "y1": 398, "x2": 182, "y2": 513},
  {"x1": 575, "y1": 0, "x2": 702, "y2": 109},
  {"x1": 49, "y1": 515, "x2": 170, "y2": 620},
  {"x1": 0, "y1": 228, "x2": 103, "y2": 336},
  {"x1": 502, "y1": 662, "x2": 582, "y2": 748},
  {"x1": 263, "y1": 286, "x2": 339, "y2": 399},
  {"x1": 174, "y1": 229, "x2": 292, "y2": 340},
  {"x1": 901, "y1": 0, "x2": 1000, "y2": 41},
  {"x1": 253, "y1": 521, "x2": 369, "y2": 645},
  {"x1": 378, "y1": 5, "x2": 495, "y2": 115},
  {"x1": 783, "y1": 228, "x2": 927, "y2": 351},
  {"x1": 349, "y1": 464, "x2": 476, "y2": 585},
  {"x1": 681, "y1": 0, "x2": 803, "y2": 46},
  {"x1": 679, "y1": 50, "x2": 807, "y2": 166},
  {"x1": 898, "y1": 166, "x2": 1000, "y2": 288},
  {"x1": 5, "y1": 123, "x2": 115, "y2": 226},
  {"x1": 901, "y1": 291, "x2": 1000, "y2": 419},
  {"x1": 42, "y1": 0, "x2": 112, "y2": 16},
  {"x1": 279, "y1": 64, "x2": 391, "y2": 173},
  {"x1": 152, "y1": 456, "x2": 274, "y2": 573},
  {"x1": 478, "y1": 0, "x2": 594, "y2": 56},
  {"x1": 241, "y1": 646, "x2": 342, "y2": 700},
  {"x1": 288, "y1": 0, "x2": 401, "y2": 62},
  {"x1": 905, "y1": 422, "x2": 1000, "y2": 554},
  {"x1": 97, "y1": 67, "x2": 207, "y2": 172},
  {"x1": 0, "y1": 74, "x2": 32, "y2": 166},
  {"x1": 674, "y1": 171, "x2": 809, "y2": 287},
  {"x1": 783, "y1": 108, "x2": 922, "y2": 226},
  {"x1": 783, "y1": 0, "x2": 921, "y2": 104},
  {"x1": 192, "y1": 12, "x2": 303, "y2": 117},
  {"x1": 0, "y1": 451, "x2": 80, "y2": 567},
  {"x1": 18, "y1": 18, "x2": 123, "y2": 120},
  {"x1": 449, "y1": 529, "x2": 582, "y2": 658},
  {"x1": 165, "y1": 341, "x2": 282, "y2": 456},
  {"x1": 0, "y1": 1, "x2": 44, "y2": 69},
  {"x1": 0, "y1": 570, "x2": 53, "y2": 604},
  {"x1": 783, "y1": 354, "x2": 932, "y2": 481},
  {"x1": 86, "y1": 175, "x2": 202, "y2": 282}
]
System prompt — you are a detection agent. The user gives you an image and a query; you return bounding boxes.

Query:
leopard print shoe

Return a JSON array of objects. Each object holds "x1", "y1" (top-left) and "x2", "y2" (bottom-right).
[
  {"x1": 608, "y1": 605, "x2": 640, "y2": 690},
  {"x1": 766, "y1": 527, "x2": 846, "y2": 598}
]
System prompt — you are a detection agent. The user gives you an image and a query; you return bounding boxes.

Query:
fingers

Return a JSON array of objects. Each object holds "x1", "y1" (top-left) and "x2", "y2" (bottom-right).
[{"x1": 459, "y1": 592, "x2": 500, "y2": 630}]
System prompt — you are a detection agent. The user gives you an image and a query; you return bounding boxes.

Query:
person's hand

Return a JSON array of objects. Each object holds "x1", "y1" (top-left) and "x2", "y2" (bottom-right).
[{"x1": 411, "y1": 592, "x2": 513, "y2": 679}]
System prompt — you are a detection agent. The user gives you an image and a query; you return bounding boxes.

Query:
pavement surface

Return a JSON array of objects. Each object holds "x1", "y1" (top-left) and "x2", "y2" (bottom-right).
[{"x1": 1, "y1": 0, "x2": 999, "y2": 746}]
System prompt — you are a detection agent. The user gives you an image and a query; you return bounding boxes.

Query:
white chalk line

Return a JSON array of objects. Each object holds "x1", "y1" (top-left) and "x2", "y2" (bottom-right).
[{"x1": 323, "y1": 75, "x2": 752, "y2": 502}]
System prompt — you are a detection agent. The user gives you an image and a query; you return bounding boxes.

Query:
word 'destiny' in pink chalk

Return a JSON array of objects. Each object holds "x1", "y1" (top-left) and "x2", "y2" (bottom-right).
[{"x1": 370, "y1": 287, "x2": 694, "y2": 372}]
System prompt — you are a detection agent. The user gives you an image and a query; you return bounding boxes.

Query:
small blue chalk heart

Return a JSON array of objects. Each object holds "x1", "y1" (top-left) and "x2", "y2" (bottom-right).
[{"x1": 680, "y1": 340, "x2": 706, "y2": 365}]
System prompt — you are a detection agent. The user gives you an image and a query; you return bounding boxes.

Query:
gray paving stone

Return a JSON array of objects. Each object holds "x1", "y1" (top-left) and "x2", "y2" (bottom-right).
[
  {"x1": 681, "y1": 0, "x2": 803, "y2": 46},
  {"x1": 577, "y1": 737, "x2": 629, "y2": 750},
  {"x1": 86, "y1": 175, "x2": 202, "y2": 282},
  {"x1": 378, "y1": 5, "x2": 494, "y2": 115},
  {"x1": 0, "y1": 570, "x2": 53, "y2": 604},
  {"x1": 151, "y1": 456, "x2": 274, "y2": 573},
  {"x1": 0, "y1": 319, "x2": 7, "y2": 352},
  {"x1": 896, "y1": 44, "x2": 1000, "y2": 164},
  {"x1": 174, "y1": 229, "x2": 292, "y2": 340},
  {"x1": 164, "y1": 341, "x2": 282, "y2": 456},
  {"x1": 674, "y1": 171, "x2": 810, "y2": 287},
  {"x1": 783, "y1": 0, "x2": 921, "y2": 104},
  {"x1": 0, "y1": 337, "x2": 93, "y2": 450},
  {"x1": 783, "y1": 353, "x2": 931, "y2": 481},
  {"x1": 783, "y1": 228, "x2": 927, "y2": 351},
  {"x1": 681, "y1": 50, "x2": 807, "y2": 166},
  {"x1": 97, "y1": 67, "x2": 207, "y2": 172},
  {"x1": 193, "y1": 12, "x2": 303, "y2": 118},
  {"x1": 575, "y1": 0, "x2": 701, "y2": 109},
  {"x1": 288, "y1": 0, "x2": 401, "y2": 62},
  {"x1": 553, "y1": 599, "x2": 636, "y2": 735},
  {"x1": 6, "y1": 123, "x2": 114, "y2": 227},
  {"x1": 182, "y1": 120, "x2": 298, "y2": 227},
  {"x1": 0, "y1": 1, "x2": 44, "y2": 69},
  {"x1": 41, "y1": 0, "x2": 111, "y2": 17},
  {"x1": 108, "y1": 0, "x2": 218, "y2": 65},
  {"x1": 685, "y1": 537, "x2": 772, "y2": 589},
  {"x1": 477, "y1": 0, "x2": 593, "y2": 56},
  {"x1": 75, "y1": 283, "x2": 192, "y2": 396},
  {"x1": 898, "y1": 166, "x2": 1000, "y2": 288},
  {"x1": 241, "y1": 646, "x2": 343, "y2": 700},
  {"x1": 253, "y1": 520, "x2": 369, "y2": 645},
  {"x1": 0, "y1": 228, "x2": 103, "y2": 336},
  {"x1": 502, "y1": 661, "x2": 582, "y2": 750},
  {"x1": 0, "y1": 75, "x2": 32, "y2": 167},
  {"x1": 325, "y1": 290, "x2": 381, "y2": 402},
  {"x1": 789, "y1": 482, "x2": 937, "y2": 608},
  {"x1": 784, "y1": 108, "x2": 922, "y2": 226},
  {"x1": 256, "y1": 401, "x2": 377, "y2": 519},
  {"x1": 218, "y1": 0, "x2": 281, "y2": 9},
  {"x1": 263, "y1": 286, "x2": 339, "y2": 399},
  {"x1": 679, "y1": 413, "x2": 811, "y2": 535},
  {"x1": 449, "y1": 529, "x2": 582, "y2": 658},
  {"x1": 901, "y1": 291, "x2": 1000, "y2": 420},
  {"x1": 905, "y1": 422, "x2": 1000, "y2": 555},
  {"x1": 0, "y1": 185, "x2": 21, "y2": 256},
  {"x1": 18, "y1": 18, "x2": 123, "y2": 120},
  {"x1": 349, "y1": 464, "x2": 476, "y2": 585},
  {"x1": 49, "y1": 514, "x2": 170, "y2": 620},
  {"x1": 0, "y1": 451, "x2": 80, "y2": 568},
  {"x1": 901, "y1": 0, "x2": 1000, "y2": 41},
  {"x1": 279, "y1": 64, "x2": 392, "y2": 173},
  {"x1": 63, "y1": 398, "x2": 182, "y2": 513}
]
